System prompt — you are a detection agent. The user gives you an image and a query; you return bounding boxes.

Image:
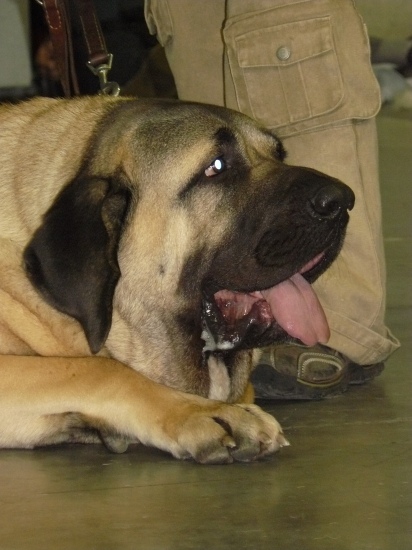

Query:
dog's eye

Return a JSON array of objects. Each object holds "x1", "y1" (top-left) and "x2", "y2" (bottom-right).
[{"x1": 205, "y1": 157, "x2": 226, "y2": 177}]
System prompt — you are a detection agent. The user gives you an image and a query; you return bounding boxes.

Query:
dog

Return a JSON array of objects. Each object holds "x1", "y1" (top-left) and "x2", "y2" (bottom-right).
[{"x1": 0, "y1": 97, "x2": 354, "y2": 463}]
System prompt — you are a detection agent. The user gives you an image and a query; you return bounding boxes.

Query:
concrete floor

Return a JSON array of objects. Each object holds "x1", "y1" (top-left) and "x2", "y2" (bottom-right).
[{"x1": 0, "y1": 109, "x2": 411, "y2": 550}]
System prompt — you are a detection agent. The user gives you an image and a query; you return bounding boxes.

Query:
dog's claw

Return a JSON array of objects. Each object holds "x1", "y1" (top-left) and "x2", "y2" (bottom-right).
[
  {"x1": 278, "y1": 433, "x2": 291, "y2": 448},
  {"x1": 222, "y1": 434, "x2": 237, "y2": 449},
  {"x1": 259, "y1": 432, "x2": 273, "y2": 446}
]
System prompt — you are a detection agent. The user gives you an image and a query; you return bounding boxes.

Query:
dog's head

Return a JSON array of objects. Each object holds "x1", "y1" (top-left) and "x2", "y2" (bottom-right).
[{"x1": 24, "y1": 98, "x2": 354, "y2": 398}]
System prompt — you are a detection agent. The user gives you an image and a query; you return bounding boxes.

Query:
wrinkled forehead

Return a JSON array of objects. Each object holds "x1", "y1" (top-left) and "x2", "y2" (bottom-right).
[{"x1": 132, "y1": 101, "x2": 285, "y2": 163}]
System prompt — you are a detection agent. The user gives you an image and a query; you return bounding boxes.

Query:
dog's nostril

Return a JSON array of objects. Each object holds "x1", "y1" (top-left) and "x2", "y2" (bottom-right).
[
  {"x1": 309, "y1": 184, "x2": 354, "y2": 219},
  {"x1": 310, "y1": 190, "x2": 341, "y2": 219}
]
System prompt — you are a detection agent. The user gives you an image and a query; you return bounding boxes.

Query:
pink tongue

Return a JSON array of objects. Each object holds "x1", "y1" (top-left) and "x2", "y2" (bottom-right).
[{"x1": 261, "y1": 273, "x2": 330, "y2": 346}]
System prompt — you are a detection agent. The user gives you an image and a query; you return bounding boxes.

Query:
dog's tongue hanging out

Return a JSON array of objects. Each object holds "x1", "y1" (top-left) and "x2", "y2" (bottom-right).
[
  {"x1": 214, "y1": 266, "x2": 330, "y2": 347},
  {"x1": 258, "y1": 272, "x2": 329, "y2": 345}
]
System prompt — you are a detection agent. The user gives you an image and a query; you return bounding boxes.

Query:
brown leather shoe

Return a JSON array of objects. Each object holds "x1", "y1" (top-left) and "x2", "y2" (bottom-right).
[{"x1": 252, "y1": 343, "x2": 384, "y2": 400}]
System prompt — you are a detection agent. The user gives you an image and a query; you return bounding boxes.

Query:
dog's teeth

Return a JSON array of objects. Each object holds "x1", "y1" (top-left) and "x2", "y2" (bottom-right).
[{"x1": 201, "y1": 328, "x2": 217, "y2": 352}]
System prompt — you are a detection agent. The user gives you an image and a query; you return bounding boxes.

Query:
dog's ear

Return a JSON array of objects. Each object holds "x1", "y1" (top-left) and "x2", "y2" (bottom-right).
[{"x1": 24, "y1": 176, "x2": 132, "y2": 354}]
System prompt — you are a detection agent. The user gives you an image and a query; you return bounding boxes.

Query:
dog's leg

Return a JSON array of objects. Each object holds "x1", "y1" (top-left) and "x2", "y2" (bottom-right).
[{"x1": 0, "y1": 355, "x2": 288, "y2": 463}]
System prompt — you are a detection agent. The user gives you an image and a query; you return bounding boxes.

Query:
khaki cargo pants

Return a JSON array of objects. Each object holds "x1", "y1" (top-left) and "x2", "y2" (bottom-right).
[{"x1": 145, "y1": 0, "x2": 400, "y2": 365}]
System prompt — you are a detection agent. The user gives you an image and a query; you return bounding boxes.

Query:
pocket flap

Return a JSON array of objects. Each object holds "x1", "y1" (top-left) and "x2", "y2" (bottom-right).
[{"x1": 237, "y1": 17, "x2": 333, "y2": 68}]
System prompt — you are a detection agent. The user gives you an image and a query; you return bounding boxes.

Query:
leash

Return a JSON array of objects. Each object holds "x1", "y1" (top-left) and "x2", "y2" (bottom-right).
[{"x1": 34, "y1": 0, "x2": 120, "y2": 97}]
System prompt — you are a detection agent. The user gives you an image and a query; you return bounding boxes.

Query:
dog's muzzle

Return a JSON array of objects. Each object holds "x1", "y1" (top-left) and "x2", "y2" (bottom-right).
[{"x1": 201, "y1": 175, "x2": 355, "y2": 353}]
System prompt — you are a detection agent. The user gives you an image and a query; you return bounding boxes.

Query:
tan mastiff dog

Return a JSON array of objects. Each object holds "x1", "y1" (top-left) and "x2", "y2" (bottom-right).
[{"x1": 0, "y1": 97, "x2": 354, "y2": 463}]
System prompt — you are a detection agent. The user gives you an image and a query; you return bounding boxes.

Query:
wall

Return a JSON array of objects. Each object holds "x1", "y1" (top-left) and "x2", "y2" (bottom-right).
[{"x1": 355, "y1": 0, "x2": 412, "y2": 39}]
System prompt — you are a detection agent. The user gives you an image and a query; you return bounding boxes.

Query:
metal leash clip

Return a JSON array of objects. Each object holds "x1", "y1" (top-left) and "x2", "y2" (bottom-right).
[{"x1": 87, "y1": 54, "x2": 120, "y2": 96}]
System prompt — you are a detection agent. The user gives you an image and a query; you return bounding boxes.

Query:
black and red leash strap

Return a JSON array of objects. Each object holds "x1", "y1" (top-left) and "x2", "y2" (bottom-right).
[{"x1": 34, "y1": 0, "x2": 120, "y2": 97}]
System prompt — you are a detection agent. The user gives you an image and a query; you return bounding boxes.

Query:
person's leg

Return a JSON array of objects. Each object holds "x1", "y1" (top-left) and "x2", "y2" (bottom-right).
[
  {"x1": 144, "y1": 0, "x2": 226, "y2": 105},
  {"x1": 144, "y1": 0, "x2": 400, "y2": 398}
]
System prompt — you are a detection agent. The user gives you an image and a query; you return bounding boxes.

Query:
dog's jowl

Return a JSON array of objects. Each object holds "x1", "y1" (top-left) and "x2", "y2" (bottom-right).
[{"x1": 0, "y1": 97, "x2": 354, "y2": 463}]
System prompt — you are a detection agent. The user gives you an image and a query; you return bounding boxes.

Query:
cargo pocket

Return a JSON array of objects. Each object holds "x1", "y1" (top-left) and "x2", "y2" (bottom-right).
[{"x1": 226, "y1": 16, "x2": 344, "y2": 128}]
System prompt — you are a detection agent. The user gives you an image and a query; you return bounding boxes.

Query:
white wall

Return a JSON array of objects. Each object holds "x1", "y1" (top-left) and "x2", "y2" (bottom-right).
[{"x1": 0, "y1": 0, "x2": 32, "y2": 88}]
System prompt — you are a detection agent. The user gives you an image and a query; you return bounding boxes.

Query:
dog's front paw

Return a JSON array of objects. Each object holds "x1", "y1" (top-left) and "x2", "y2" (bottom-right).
[{"x1": 171, "y1": 400, "x2": 289, "y2": 464}]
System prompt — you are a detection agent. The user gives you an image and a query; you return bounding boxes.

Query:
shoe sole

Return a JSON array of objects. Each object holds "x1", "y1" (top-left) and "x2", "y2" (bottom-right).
[{"x1": 252, "y1": 361, "x2": 384, "y2": 400}]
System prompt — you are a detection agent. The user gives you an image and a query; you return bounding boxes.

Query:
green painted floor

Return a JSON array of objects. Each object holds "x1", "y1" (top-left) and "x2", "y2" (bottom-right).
[{"x1": 0, "y1": 110, "x2": 411, "y2": 550}]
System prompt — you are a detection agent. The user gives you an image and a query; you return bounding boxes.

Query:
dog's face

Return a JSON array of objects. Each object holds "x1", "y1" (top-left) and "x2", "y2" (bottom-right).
[{"x1": 23, "y1": 99, "x2": 354, "y2": 401}]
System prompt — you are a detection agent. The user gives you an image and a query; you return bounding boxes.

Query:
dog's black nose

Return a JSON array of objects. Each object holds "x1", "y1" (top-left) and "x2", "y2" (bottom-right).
[{"x1": 309, "y1": 182, "x2": 355, "y2": 219}]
